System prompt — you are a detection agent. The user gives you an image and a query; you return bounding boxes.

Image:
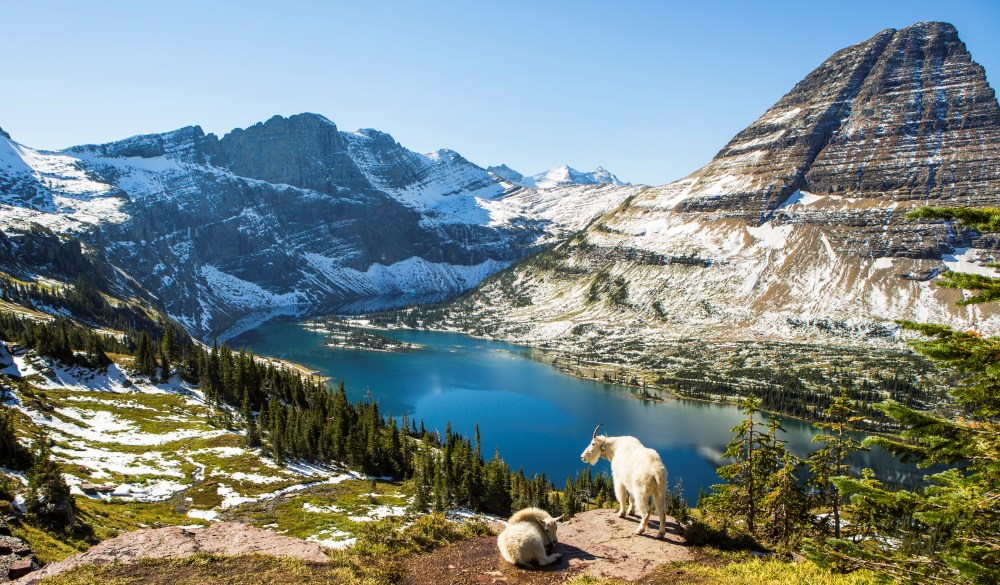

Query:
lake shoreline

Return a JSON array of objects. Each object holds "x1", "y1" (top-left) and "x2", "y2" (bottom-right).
[{"x1": 332, "y1": 319, "x2": 905, "y2": 436}]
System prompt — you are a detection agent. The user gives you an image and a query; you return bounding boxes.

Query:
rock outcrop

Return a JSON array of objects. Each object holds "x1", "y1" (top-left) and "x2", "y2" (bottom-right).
[
  {"x1": 439, "y1": 22, "x2": 1000, "y2": 350},
  {"x1": 0, "y1": 519, "x2": 41, "y2": 582},
  {"x1": 18, "y1": 522, "x2": 329, "y2": 584},
  {"x1": 402, "y1": 509, "x2": 692, "y2": 584}
]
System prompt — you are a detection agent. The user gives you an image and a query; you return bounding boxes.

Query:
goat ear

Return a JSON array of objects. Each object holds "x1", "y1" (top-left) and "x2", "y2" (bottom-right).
[{"x1": 552, "y1": 515, "x2": 564, "y2": 522}]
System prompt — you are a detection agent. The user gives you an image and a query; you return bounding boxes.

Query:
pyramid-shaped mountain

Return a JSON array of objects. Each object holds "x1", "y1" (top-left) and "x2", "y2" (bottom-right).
[{"x1": 443, "y1": 22, "x2": 1000, "y2": 350}]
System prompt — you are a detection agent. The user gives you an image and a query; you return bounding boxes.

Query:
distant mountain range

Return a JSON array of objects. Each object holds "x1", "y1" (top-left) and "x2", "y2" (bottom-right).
[
  {"x1": 1, "y1": 21, "x2": 999, "y2": 352},
  {"x1": 487, "y1": 164, "x2": 628, "y2": 189},
  {"x1": 0, "y1": 113, "x2": 638, "y2": 338}
]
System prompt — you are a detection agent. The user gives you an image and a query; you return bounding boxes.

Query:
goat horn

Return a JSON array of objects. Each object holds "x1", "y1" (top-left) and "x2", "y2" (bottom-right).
[{"x1": 592, "y1": 423, "x2": 605, "y2": 439}]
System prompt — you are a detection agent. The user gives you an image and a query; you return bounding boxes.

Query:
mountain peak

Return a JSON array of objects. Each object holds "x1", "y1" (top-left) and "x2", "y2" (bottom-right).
[
  {"x1": 487, "y1": 164, "x2": 525, "y2": 184},
  {"x1": 67, "y1": 125, "x2": 207, "y2": 161},
  {"x1": 487, "y1": 164, "x2": 627, "y2": 189},
  {"x1": 0, "y1": 126, "x2": 9, "y2": 140},
  {"x1": 528, "y1": 165, "x2": 628, "y2": 189},
  {"x1": 659, "y1": 19, "x2": 999, "y2": 216}
]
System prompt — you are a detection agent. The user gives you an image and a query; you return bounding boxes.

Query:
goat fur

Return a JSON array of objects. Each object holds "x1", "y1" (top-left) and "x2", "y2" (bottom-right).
[
  {"x1": 497, "y1": 507, "x2": 562, "y2": 566},
  {"x1": 580, "y1": 426, "x2": 667, "y2": 537}
]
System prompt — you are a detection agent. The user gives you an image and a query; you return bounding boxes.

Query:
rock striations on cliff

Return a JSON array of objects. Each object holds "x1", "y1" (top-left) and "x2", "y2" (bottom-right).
[
  {"x1": 441, "y1": 22, "x2": 1000, "y2": 351},
  {"x1": 0, "y1": 113, "x2": 639, "y2": 338}
]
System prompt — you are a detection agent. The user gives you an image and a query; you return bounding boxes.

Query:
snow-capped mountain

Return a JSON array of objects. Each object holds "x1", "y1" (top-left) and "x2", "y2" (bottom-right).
[
  {"x1": 488, "y1": 164, "x2": 628, "y2": 189},
  {"x1": 0, "y1": 114, "x2": 640, "y2": 338},
  {"x1": 440, "y1": 22, "x2": 1000, "y2": 353}
]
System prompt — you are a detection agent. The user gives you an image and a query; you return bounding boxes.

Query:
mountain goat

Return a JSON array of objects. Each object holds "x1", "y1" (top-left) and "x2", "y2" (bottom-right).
[
  {"x1": 496, "y1": 507, "x2": 563, "y2": 567},
  {"x1": 580, "y1": 423, "x2": 667, "y2": 537}
]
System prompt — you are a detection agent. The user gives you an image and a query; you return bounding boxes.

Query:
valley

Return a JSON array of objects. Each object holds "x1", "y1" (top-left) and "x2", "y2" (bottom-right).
[{"x1": 0, "y1": 16, "x2": 997, "y2": 585}]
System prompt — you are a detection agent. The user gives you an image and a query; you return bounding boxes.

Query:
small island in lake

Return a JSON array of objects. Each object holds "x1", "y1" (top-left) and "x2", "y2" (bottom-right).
[{"x1": 304, "y1": 319, "x2": 422, "y2": 352}]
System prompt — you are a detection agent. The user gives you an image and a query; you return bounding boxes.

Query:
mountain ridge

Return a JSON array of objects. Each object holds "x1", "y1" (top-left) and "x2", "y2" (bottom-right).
[
  {"x1": 424, "y1": 21, "x2": 1000, "y2": 355},
  {"x1": 0, "y1": 114, "x2": 641, "y2": 338},
  {"x1": 487, "y1": 163, "x2": 629, "y2": 189}
]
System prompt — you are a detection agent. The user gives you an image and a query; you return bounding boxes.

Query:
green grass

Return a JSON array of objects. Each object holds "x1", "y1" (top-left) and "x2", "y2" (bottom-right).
[
  {"x1": 13, "y1": 376, "x2": 317, "y2": 505},
  {"x1": 660, "y1": 556, "x2": 885, "y2": 585},
  {"x1": 219, "y1": 478, "x2": 412, "y2": 544},
  {"x1": 562, "y1": 555, "x2": 884, "y2": 585}
]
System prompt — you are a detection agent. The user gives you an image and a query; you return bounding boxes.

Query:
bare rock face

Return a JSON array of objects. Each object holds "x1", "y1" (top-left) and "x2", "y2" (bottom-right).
[
  {"x1": 554, "y1": 508, "x2": 692, "y2": 581},
  {"x1": 0, "y1": 113, "x2": 636, "y2": 339},
  {"x1": 442, "y1": 22, "x2": 1000, "y2": 349},
  {"x1": 17, "y1": 522, "x2": 329, "y2": 584},
  {"x1": 0, "y1": 519, "x2": 41, "y2": 582},
  {"x1": 664, "y1": 21, "x2": 1000, "y2": 258}
]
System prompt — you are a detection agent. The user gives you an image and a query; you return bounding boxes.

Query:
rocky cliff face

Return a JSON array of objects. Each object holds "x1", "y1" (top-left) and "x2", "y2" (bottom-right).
[
  {"x1": 441, "y1": 22, "x2": 1000, "y2": 352},
  {"x1": 0, "y1": 115, "x2": 639, "y2": 338}
]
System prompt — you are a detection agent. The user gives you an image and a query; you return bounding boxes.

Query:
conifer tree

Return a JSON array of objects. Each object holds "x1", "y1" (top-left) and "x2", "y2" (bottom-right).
[
  {"x1": 0, "y1": 405, "x2": 30, "y2": 470},
  {"x1": 240, "y1": 389, "x2": 260, "y2": 448},
  {"x1": 84, "y1": 334, "x2": 111, "y2": 370},
  {"x1": 411, "y1": 450, "x2": 430, "y2": 513},
  {"x1": 807, "y1": 206, "x2": 1000, "y2": 583},
  {"x1": 807, "y1": 389, "x2": 867, "y2": 538},
  {"x1": 433, "y1": 455, "x2": 447, "y2": 511},
  {"x1": 561, "y1": 478, "x2": 578, "y2": 519},
  {"x1": 132, "y1": 331, "x2": 158, "y2": 378},
  {"x1": 761, "y1": 450, "x2": 809, "y2": 543},
  {"x1": 483, "y1": 449, "x2": 512, "y2": 515},
  {"x1": 708, "y1": 395, "x2": 771, "y2": 535},
  {"x1": 26, "y1": 434, "x2": 75, "y2": 529}
]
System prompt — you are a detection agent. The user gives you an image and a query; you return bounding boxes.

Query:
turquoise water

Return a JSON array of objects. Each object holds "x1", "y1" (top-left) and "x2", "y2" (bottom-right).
[{"x1": 231, "y1": 320, "x2": 915, "y2": 500}]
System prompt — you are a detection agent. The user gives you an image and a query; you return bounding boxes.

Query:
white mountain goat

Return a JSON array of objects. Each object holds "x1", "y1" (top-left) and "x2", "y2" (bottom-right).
[
  {"x1": 580, "y1": 423, "x2": 667, "y2": 537},
  {"x1": 496, "y1": 507, "x2": 563, "y2": 566}
]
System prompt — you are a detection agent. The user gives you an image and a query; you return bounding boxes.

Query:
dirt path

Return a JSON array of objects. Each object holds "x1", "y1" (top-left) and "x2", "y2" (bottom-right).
[{"x1": 403, "y1": 509, "x2": 695, "y2": 584}]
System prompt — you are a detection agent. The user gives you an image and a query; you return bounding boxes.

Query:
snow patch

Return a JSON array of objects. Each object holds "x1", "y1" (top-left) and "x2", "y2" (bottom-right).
[
  {"x1": 187, "y1": 508, "x2": 219, "y2": 521},
  {"x1": 746, "y1": 222, "x2": 792, "y2": 249},
  {"x1": 941, "y1": 248, "x2": 999, "y2": 277}
]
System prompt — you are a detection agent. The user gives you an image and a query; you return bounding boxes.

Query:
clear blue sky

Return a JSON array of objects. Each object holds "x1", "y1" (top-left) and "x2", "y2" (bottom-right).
[{"x1": 2, "y1": 0, "x2": 998, "y2": 185}]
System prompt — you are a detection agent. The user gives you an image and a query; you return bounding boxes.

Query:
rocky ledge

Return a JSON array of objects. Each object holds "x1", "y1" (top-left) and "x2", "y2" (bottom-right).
[
  {"x1": 402, "y1": 509, "x2": 693, "y2": 584},
  {"x1": 18, "y1": 522, "x2": 329, "y2": 584}
]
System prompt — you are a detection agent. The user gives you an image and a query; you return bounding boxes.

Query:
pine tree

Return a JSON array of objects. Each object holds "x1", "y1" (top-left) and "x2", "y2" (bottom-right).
[
  {"x1": 84, "y1": 334, "x2": 111, "y2": 370},
  {"x1": 161, "y1": 326, "x2": 179, "y2": 363},
  {"x1": 26, "y1": 435, "x2": 75, "y2": 529},
  {"x1": 240, "y1": 389, "x2": 260, "y2": 448},
  {"x1": 707, "y1": 395, "x2": 771, "y2": 535},
  {"x1": 433, "y1": 455, "x2": 447, "y2": 512},
  {"x1": 561, "y1": 477, "x2": 578, "y2": 519},
  {"x1": 806, "y1": 206, "x2": 1000, "y2": 583},
  {"x1": 132, "y1": 331, "x2": 158, "y2": 378},
  {"x1": 0, "y1": 405, "x2": 30, "y2": 470},
  {"x1": 807, "y1": 389, "x2": 866, "y2": 539},
  {"x1": 411, "y1": 450, "x2": 430, "y2": 513},
  {"x1": 761, "y1": 450, "x2": 808, "y2": 543}
]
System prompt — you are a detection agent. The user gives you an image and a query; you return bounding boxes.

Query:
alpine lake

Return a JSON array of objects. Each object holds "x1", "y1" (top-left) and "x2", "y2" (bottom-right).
[{"x1": 230, "y1": 318, "x2": 922, "y2": 503}]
